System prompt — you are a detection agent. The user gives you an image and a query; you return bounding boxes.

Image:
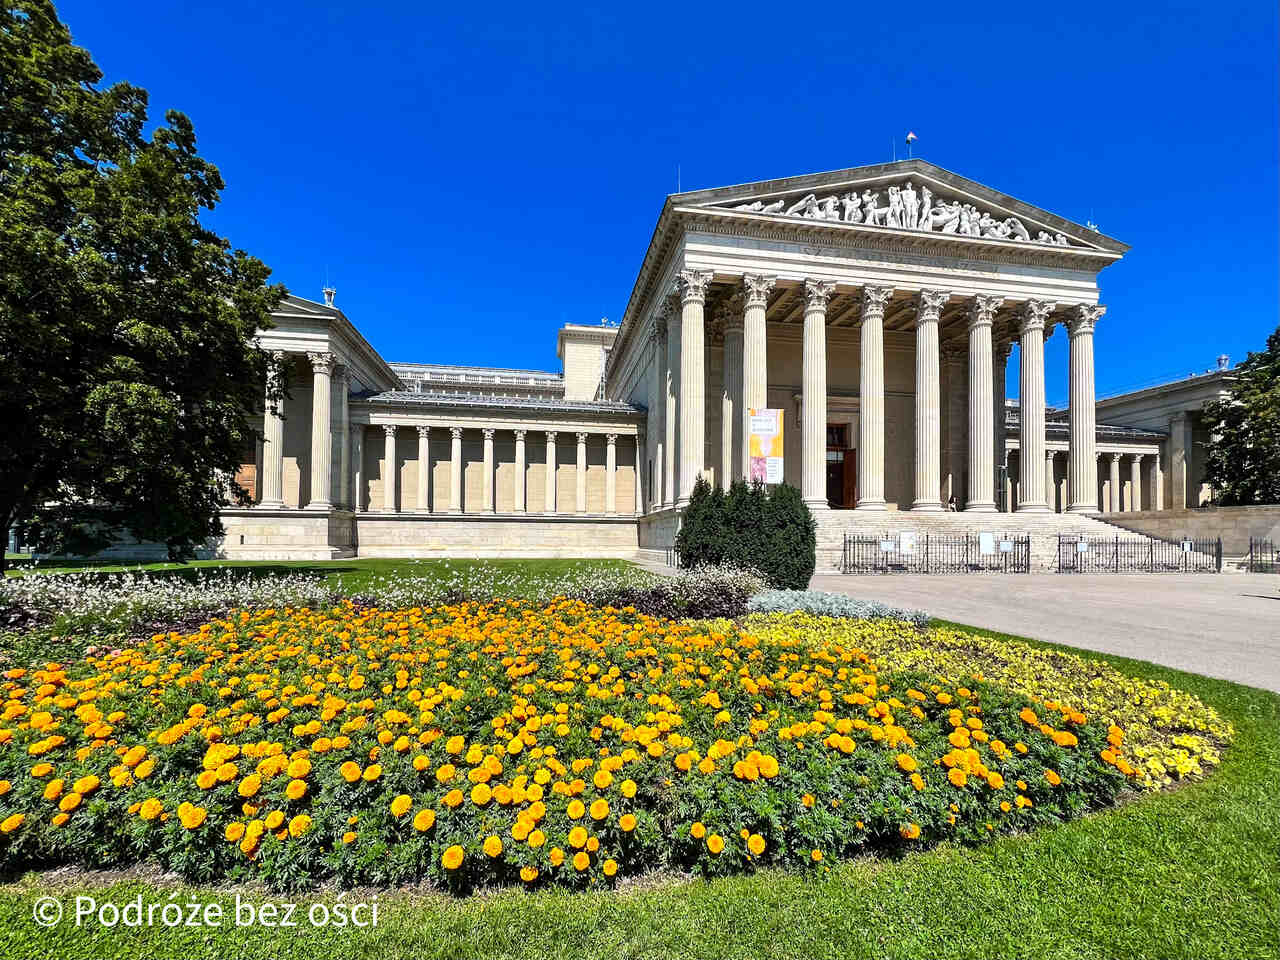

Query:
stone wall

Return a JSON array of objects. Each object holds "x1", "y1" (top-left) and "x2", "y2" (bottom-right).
[
  {"x1": 638, "y1": 508, "x2": 680, "y2": 550},
  {"x1": 354, "y1": 515, "x2": 637, "y2": 558},
  {"x1": 216, "y1": 509, "x2": 355, "y2": 560},
  {"x1": 1099, "y1": 505, "x2": 1280, "y2": 557}
]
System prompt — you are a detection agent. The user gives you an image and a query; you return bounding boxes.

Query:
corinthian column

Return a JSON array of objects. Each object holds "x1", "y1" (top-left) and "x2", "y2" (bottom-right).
[
  {"x1": 381, "y1": 425, "x2": 398, "y2": 513},
  {"x1": 720, "y1": 297, "x2": 744, "y2": 487},
  {"x1": 606, "y1": 434, "x2": 618, "y2": 514},
  {"x1": 1067, "y1": 303, "x2": 1103, "y2": 513},
  {"x1": 416, "y1": 425, "x2": 431, "y2": 513},
  {"x1": 965, "y1": 296, "x2": 1001, "y2": 511},
  {"x1": 337, "y1": 369, "x2": 351, "y2": 509},
  {"x1": 307, "y1": 352, "x2": 336, "y2": 509},
  {"x1": 801, "y1": 279, "x2": 835, "y2": 509},
  {"x1": 650, "y1": 320, "x2": 666, "y2": 509},
  {"x1": 855, "y1": 286, "x2": 892, "y2": 509},
  {"x1": 677, "y1": 270, "x2": 713, "y2": 506},
  {"x1": 1130, "y1": 455, "x2": 1143, "y2": 512},
  {"x1": 351, "y1": 427, "x2": 364, "y2": 512},
  {"x1": 544, "y1": 431, "x2": 557, "y2": 513},
  {"x1": 513, "y1": 430, "x2": 527, "y2": 513},
  {"x1": 575, "y1": 432, "x2": 588, "y2": 513},
  {"x1": 741, "y1": 275, "x2": 775, "y2": 480},
  {"x1": 663, "y1": 299, "x2": 680, "y2": 507},
  {"x1": 1045, "y1": 449, "x2": 1057, "y2": 511},
  {"x1": 482, "y1": 428, "x2": 495, "y2": 512},
  {"x1": 1109, "y1": 453, "x2": 1122, "y2": 512},
  {"x1": 912, "y1": 289, "x2": 950, "y2": 511},
  {"x1": 259, "y1": 351, "x2": 286, "y2": 508},
  {"x1": 1017, "y1": 301, "x2": 1054, "y2": 512},
  {"x1": 994, "y1": 341, "x2": 1012, "y2": 510},
  {"x1": 449, "y1": 427, "x2": 462, "y2": 513}
]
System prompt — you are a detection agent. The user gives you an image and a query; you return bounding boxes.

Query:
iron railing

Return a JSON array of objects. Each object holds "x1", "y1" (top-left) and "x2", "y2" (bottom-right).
[
  {"x1": 1056, "y1": 535, "x2": 1222, "y2": 573},
  {"x1": 1247, "y1": 537, "x2": 1279, "y2": 573},
  {"x1": 841, "y1": 533, "x2": 1031, "y2": 574}
]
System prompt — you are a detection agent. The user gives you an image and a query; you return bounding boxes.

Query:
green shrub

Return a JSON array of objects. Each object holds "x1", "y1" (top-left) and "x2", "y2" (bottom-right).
[{"x1": 676, "y1": 479, "x2": 815, "y2": 589}]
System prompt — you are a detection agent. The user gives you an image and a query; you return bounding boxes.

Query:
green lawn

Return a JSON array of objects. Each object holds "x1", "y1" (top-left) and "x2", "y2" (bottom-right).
[
  {"x1": 0, "y1": 612, "x2": 1274, "y2": 960},
  {"x1": 3, "y1": 556, "x2": 642, "y2": 595}
]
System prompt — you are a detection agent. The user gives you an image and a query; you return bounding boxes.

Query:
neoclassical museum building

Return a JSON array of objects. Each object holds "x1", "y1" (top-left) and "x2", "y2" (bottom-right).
[{"x1": 219, "y1": 159, "x2": 1223, "y2": 562}]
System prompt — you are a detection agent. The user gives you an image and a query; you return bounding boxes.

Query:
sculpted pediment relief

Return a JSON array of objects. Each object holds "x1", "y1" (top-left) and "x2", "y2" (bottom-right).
[{"x1": 706, "y1": 178, "x2": 1089, "y2": 248}]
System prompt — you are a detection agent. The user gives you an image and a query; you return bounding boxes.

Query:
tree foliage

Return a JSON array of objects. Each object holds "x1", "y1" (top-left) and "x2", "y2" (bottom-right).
[
  {"x1": 0, "y1": 1, "x2": 284, "y2": 569},
  {"x1": 675, "y1": 478, "x2": 816, "y2": 589},
  {"x1": 1202, "y1": 323, "x2": 1280, "y2": 506}
]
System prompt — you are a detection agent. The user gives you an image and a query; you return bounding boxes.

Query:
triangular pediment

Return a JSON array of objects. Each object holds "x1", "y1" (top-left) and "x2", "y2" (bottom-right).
[{"x1": 669, "y1": 159, "x2": 1125, "y2": 254}]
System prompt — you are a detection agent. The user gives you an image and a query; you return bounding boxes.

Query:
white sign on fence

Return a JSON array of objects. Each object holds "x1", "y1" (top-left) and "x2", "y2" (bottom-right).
[
  {"x1": 1077, "y1": 540, "x2": 1090, "y2": 553},
  {"x1": 879, "y1": 540, "x2": 896, "y2": 553},
  {"x1": 999, "y1": 540, "x2": 1014, "y2": 553},
  {"x1": 900, "y1": 533, "x2": 917, "y2": 556},
  {"x1": 1182, "y1": 540, "x2": 1194, "y2": 553},
  {"x1": 979, "y1": 532, "x2": 996, "y2": 556}
]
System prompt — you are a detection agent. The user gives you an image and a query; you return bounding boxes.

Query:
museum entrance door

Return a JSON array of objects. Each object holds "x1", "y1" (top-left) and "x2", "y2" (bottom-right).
[{"x1": 825, "y1": 425, "x2": 856, "y2": 508}]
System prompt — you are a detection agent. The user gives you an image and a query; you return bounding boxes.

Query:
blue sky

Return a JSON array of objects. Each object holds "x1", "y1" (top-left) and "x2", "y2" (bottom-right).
[{"x1": 61, "y1": 0, "x2": 1277, "y2": 404}]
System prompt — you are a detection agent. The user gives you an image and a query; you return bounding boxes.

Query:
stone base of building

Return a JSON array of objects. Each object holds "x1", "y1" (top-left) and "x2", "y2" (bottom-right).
[
  {"x1": 214, "y1": 508, "x2": 355, "y2": 560},
  {"x1": 353, "y1": 513, "x2": 638, "y2": 558},
  {"x1": 638, "y1": 507, "x2": 681, "y2": 550}
]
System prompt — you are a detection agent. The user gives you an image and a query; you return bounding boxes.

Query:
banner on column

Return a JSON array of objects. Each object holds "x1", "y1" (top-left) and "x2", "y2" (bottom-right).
[{"x1": 748, "y1": 408, "x2": 784, "y2": 484}]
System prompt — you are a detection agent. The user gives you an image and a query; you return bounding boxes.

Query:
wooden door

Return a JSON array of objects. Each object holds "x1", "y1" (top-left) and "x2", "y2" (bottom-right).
[{"x1": 842, "y1": 450, "x2": 857, "y2": 507}]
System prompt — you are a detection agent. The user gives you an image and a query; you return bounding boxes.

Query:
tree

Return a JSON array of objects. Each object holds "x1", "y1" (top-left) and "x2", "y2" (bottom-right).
[
  {"x1": 0, "y1": 1, "x2": 284, "y2": 571},
  {"x1": 1202, "y1": 323, "x2": 1280, "y2": 506}
]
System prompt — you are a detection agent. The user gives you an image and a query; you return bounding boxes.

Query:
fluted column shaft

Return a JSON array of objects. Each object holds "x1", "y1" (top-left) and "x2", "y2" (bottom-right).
[
  {"x1": 1017, "y1": 301, "x2": 1054, "y2": 512},
  {"x1": 965, "y1": 296, "x2": 1000, "y2": 511},
  {"x1": 338, "y1": 369, "x2": 351, "y2": 509},
  {"x1": 1067, "y1": 305, "x2": 1102, "y2": 513},
  {"x1": 381, "y1": 425, "x2": 398, "y2": 513},
  {"x1": 741, "y1": 275, "x2": 774, "y2": 481},
  {"x1": 606, "y1": 434, "x2": 618, "y2": 514},
  {"x1": 801, "y1": 279, "x2": 835, "y2": 508},
  {"x1": 677, "y1": 271, "x2": 712, "y2": 505},
  {"x1": 1109, "y1": 453, "x2": 1122, "y2": 512},
  {"x1": 307, "y1": 352, "x2": 336, "y2": 509},
  {"x1": 994, "y1": 342, "x2": 1012, "y2": 510},
  {"x1": 913, "y1": 289, "x2": 949, "y2": 511},
  {"x1": 722, "y1": 313, "x2": 743, "y2": 487},
  {"x1": 513, "y1": 431, "x2": 527, "y2": 513},
  {"x1": 351, "y1": 427, "x2": 364, "y2": 512},
  {"x1": 650, "y1": 322, "x2": 665, "y2": 510},
  {"x1": 857, "y1": 286, "x2": 892, "y2": 510},
  {"x1": 449, "y1": 427, "x2": 462, "y2": 513},
  {"x1": 260, "y1": 351, "x2": 286, "y2": 508},
  {"x1": 1169, "y1": 413, "x2": 1190, "y2": 509},
  {"x1": 575, "y1": 432, "x2": 588, "y2": 513},
  {"x1": 1152, "y1": 454, "x2": 1164, "y2": 511},
  {"x1": 1045, "y1": 450, "x2": 1057, "y2": 511},
  {"x1": 544, "y1": 432, "x2": 557, "y2": 513},
  {"x1": 635, "y1": 437, "x2": 645, "y2": 514},
  {"x1": 945, "y1": 347, "x2": 967, "y2": 506},
  {"x1": 416, "y1": 426, "x2": 431, "y2": 513},
  {"x1": 1130, "y1": 455, "x2": 1143, "y2": 512},
  {"x1": 663, "y1": 308, "x2": 680, "y2": 507},
  {"x1": 482, "y1": 429, "x2": 495, "y2": 512}
]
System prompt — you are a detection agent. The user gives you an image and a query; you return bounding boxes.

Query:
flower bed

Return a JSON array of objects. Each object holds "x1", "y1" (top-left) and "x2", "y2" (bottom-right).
[
  {"x1": 746, "y1": 589, "x2": 928, "y2": 626},
  {"x1": 740, "y1": 613, "x2": 1233, "y2": 789},
  {"x1": 0, "y1": 600, "x2": 1135, "y2": 891}
]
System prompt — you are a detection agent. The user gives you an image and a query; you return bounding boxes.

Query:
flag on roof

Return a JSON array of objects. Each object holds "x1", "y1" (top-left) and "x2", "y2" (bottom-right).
[{"x1": 905, "y1": 131, "x2": 918, "y2": 144}]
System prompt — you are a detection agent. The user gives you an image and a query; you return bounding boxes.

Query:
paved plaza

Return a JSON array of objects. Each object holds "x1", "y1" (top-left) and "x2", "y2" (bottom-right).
[{"x1": 809, "y1": 571, "x2": 1280, "y2": 692}]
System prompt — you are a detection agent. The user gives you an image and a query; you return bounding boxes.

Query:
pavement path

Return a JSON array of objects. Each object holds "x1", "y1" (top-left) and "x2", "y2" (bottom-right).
[{"x1": 809, "y1": 572, "x2": 1280, "y2": 693}]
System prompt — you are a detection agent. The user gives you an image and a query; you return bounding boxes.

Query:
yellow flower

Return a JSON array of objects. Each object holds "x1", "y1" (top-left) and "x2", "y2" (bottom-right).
[
  {"x1": 390, "y1": 794, "x2": 412, "y2": 817},
  {"x1": 413, "y1": 809, "x2": 436, "y2": 832},
  {"x1": 470, "y1": 783, "x2": 492, "y2": 806},
  {"x1": 286, "y1": 757, "x2": 311, "y2": 779},
  {"x1": 0, "y1": 813, "x2": 25, "y2": 834},
  {"x1": 483, "y1": 835, "x2": 503, "y2": 857},
  {"x1": 264, "y1": 810, "x2": 285, "y2": 830},
  {"x1": 340, "y1": 761, "x2": 362, "y2": 783},
  {"x1": 899, "y1": 822, "x2": 921, "y2": 840},
  {"x1": 138, "y1": 798, "x2": 163, "y2": 821},
  {"x1": 568, "y1": 826, "x2": 588, "y2": 848},
  {"x1": 442, "y1": 844, "x2": 465, "y2": 870},
  {"x1": 602, "y1": 858, "x2": 618, "y2": 877},
  {"x1": 342, "y1": 831, "x2": 357, "y2": 844},
  {"x1": 948, "y1": 768, "x2": 967, "y2": 787},
  {"x1": 285, "y1": 779, "x2": 307, "y2": 800},
  {"x1": 225, "y1": 822, "x2": 245, "y2": 842},
  {"x1": 238, "y1": 774, "x2": 261, "y2": 798},
  {"x1": 620, "y1": 779, "x2": 637, "y2": 798},
  {"x1": 589, "y1": 798, "x2": 609, "y2": 820},
  {"x1": 706, "y1": 834, "x2": 725, "y2": 854},
  {"x1": 520, "y1": 865, "x2": 539, "y2": 883},
  {"x1": 747, "y1": 833, "x2": 765, "y2": 855},
  {"x1": 619, "y1": 813, "x2": 637, "y2": 832},
  {"x1": 289, "y1": 814, "x2": 312, "y2": 837},
  {"x1": 810, "y1": 849, "x2": 823, "y2": 862},
  {"x1": 528, "y1": 828, "x2": 546, "y2": 848},
  {"x1": 1045, "y1": 769, "x2": 1062, "y2": 786},
  {"x1": 593, "y1": 769, "x2": 613, "y2": 790},
  {"x1": 573, "y1": 851, "x2": 590, "y2": 871},
  {"x1": 549, "y1": 847, "x2": 565, "y2": 867},
  {"x1": 896, "y1": 753, "x2": 917, "y2": 773},
  {"x1": 690, "y1": 821, "x2": 706, "y2": 839},
  {"x1": 362, "y1": 764, "x2": 382, "y2": 782},
  {"x1": 435, "y1": 763, "x2": 456, "y2": 783}
]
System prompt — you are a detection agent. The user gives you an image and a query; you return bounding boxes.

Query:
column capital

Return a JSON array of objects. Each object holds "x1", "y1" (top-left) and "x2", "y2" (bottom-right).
[
  {"x1": 860, "y1": 285, "x2": 894, "y2": 317},
  {"x1": 514, "y1": 429, "x2": 527, "y2": 441},
  {"x1": 606, "y1": 433, "x2": 618, "y2": 445},
  {"x1": 659, "y1": 290, "x2": 682, "y2": 322},
  {"x1": 450, "y1": 426, "x2": 462, "y2": 439},
  {"x1": 382, "y1": 424, "x2": 397, "y2": 439},
  {"x1": 1068, "y1": 302, "x2": 1106, "y2": 335},
  {"x1": 546, "y1": 430, "x2": 558, "y2": 441},
  {"x1": 307, "y1": 351, "x2": 337, "y2": 375},
  {"x1": 967, "y1": 294, "x2": 1004, "y2": 330},
  {"x1": 1131, "y1": 453, "x2": 1144, "y2": 462},
  {"x1": 915, "y1": 288, "x2": 950, "y2": 322},
  {"x1": 742, "y1": 274, "x2": 776, "y2": 306},
  {"x1": 1110, "y1": 452, "x2": 1122, "y2": 462},
  {"x1": 482, "y1": 428, "x2": 495, "y2": 440},
  {"x1": 1018, "y1": 299, "x2": 1056, "y2": 334},
  {"x1": 803, "y1": 278, "x2": 836, "y2": 309},
  {"x1": 676, "y1": 269, "x2": 714, "y2": 305},
  {"x1": 1045, "y1": 448, "x2": 1056, "y2": 461},
  {"x1": 575, "y1": 431, "x2": 589, "y2": 443},
  {"x1": 416, "y1": 425, "x2": 430, "y2": 439},
  {"x1": 717, "y1": 294, "x2": 745, "y2": 333}
]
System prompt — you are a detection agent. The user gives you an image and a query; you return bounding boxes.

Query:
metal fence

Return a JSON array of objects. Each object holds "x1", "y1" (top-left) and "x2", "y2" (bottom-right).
[
  {"x1": 1056, "y1": 535, "x2": 1222, "y2": 573},
  {"x1": 841, "y1": 533, "x2": 1031, "y2": 574},
  {"x1": 1248, "y1": 537, "x2": 1279, "y2": 573}
]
